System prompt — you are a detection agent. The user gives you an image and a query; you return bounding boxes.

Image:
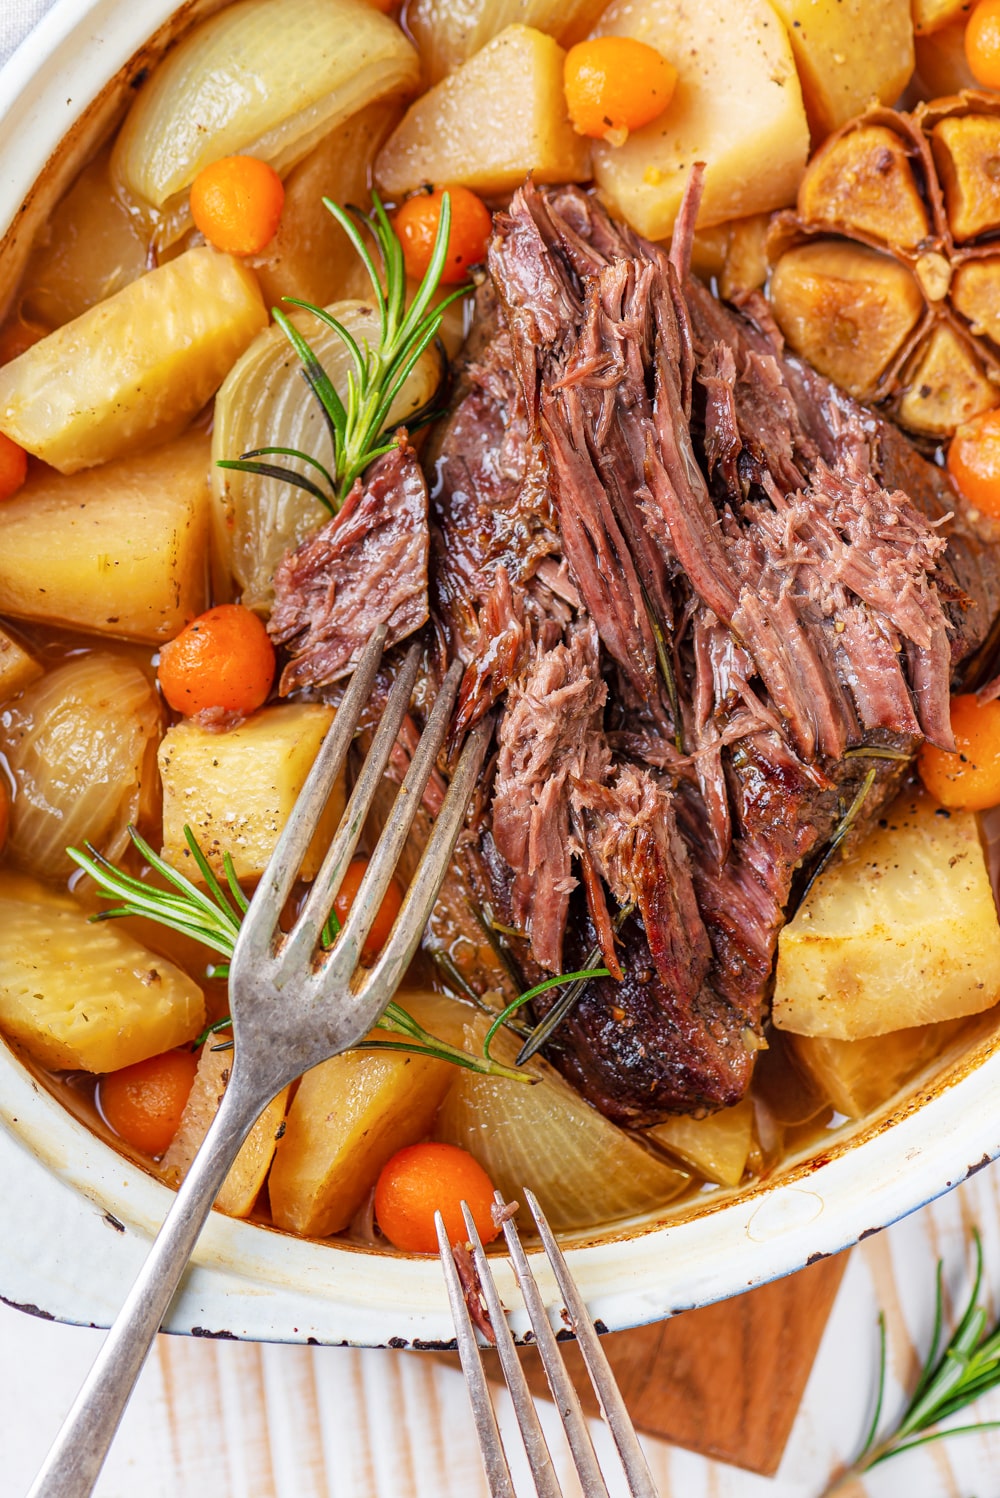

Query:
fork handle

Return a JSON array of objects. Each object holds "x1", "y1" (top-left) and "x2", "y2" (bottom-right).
[{"x1": 27, "y1": 1070, "x2": 273, "y2": 1498}]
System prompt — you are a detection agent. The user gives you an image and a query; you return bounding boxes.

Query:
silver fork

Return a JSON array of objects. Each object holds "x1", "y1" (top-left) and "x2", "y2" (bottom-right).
[
  {"x1": 29, "y1": 622, "x2": 493, "y2": 1498},
  {"x1": 438, "y1": 1189, "x2": 660, "y2": 1498}
]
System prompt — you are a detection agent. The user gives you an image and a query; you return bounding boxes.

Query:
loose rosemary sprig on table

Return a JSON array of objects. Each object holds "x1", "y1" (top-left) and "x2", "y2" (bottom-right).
[
  {"x1": 217, "y1": 191, "x2": 469, "y2": 513},
  {"x1": 67, "y1": 824, "x2": 529, "y2": 1083},
  {"x1": 822, "y1": 1230, "x2": 1000, "y2": 1494}
]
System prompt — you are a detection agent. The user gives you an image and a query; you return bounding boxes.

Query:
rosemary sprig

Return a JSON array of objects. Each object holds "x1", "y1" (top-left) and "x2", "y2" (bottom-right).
[
  {"x1": 217, "y1": 191, "x2": 470, "y2": 512},
  {"x1": 797, "y1": 764, "x2": 878, "y2": 906},
  {"x1": 483, "y1": 968, "x2": 612, "y2": 1063},
  {"x1": 823, "y1": 1230, "x2": 1000, "y2": 1494},
  {"x1": 68, "y1": 825, "x2": 529, "y2": 1083}
]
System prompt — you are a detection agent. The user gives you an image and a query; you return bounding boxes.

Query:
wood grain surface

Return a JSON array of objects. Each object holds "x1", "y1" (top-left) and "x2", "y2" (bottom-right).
[
  {"x1": 440, "y1": 1251, "x2": 849, "y2": 1475},
  {"x1": 10, "y1": 1173, "x2": 1000, "y2": 1496}
]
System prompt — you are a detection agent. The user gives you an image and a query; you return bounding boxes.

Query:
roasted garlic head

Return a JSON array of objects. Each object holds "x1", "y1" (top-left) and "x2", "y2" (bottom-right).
[{"x1": 768, "y1": 91, "x2": 1000, "y2": 439}]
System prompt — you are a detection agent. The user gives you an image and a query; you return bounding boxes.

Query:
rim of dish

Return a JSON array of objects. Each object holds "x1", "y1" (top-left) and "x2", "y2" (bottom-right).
[{"x1": 1, "y1": 0, "x2": 999, "y2": 1347}]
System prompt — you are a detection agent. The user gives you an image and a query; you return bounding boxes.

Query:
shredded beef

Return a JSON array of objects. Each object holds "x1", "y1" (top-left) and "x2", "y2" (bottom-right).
[
  {"x1": 268, "y1": 436, "x2": 429, "y2": 693},
  {"x1": 405, "y1": 177, "x2": 1000, "y2": 1125},
  {"x1": 491, "y1": 621, "x2": 608, "y2": 973}
]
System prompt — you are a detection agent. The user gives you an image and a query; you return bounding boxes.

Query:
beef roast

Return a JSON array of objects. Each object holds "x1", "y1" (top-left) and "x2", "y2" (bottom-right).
[
  {"x1": 268, "y1": 435, "x2": 429, "y2": 693},
  {"x1": 420, "y1": 178, "x2": 1000, "y2": 1126}
]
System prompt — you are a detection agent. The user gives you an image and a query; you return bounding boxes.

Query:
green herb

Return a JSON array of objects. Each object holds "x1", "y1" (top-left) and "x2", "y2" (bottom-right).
[
  {"x1": 822, "y1": 1230, "x2": 1000, "y2": 1494},
  {"x1": 483, "y1": 968, "x2": 612, "y2": 1063},
  {"x1": 798, "y1": 764, "x2": 878, "y2": 906},
  {"x1": 68, "y1": 825, "x2": 530, "y2": 1083},
  {"x1": 217, "y1": 191, "x2": 469, "y2": 512},
  {"x1": 511, "y1": 902, "x2": 634, "y2": 1065}
]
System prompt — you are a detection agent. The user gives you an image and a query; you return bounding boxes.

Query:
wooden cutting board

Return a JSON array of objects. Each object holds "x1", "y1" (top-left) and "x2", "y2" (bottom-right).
[{"x1": 439, "y1": 1250, "x2": 848, "y2": 1476}]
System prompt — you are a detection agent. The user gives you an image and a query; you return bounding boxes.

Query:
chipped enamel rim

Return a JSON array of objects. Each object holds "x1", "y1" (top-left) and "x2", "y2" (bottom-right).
[{"x1": 2, "y1": 0, "x2": 1000, "y2": 1347}]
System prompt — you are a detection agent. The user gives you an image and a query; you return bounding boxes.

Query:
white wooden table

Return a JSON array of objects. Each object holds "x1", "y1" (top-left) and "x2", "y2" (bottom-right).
[
  {"x1": 5, "y1": 1168, "x2": 1000, "y2": 1497},
  {"x1": 5, "y1": 4, "x2": 1000, "y2": 1494}
]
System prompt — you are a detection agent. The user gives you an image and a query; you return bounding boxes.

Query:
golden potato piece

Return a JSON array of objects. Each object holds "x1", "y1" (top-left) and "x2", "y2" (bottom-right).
[
  {"x1": 161, "y1": 1044, "x2": 289, "y2": 1216},
  {"x1": 932, "y1": 115, "x2": 1000, "y2": 242},
  {"x1": 268, "y1": 1047, "x2": 453, "y2": 1237},
  {"x1": 896, "y1": 321, "x2": 999, "y2": 436},
  {"x1": 0, "y1": 873, "x2": 204, "y2": 1073},
  {"x1": 0, "y1": 248, "x2": 267, "y2": 473},
  {"x1": 375, "y1": 25, "x2": 590, "y2": 198},
  {"x1": 913, "y1": 0, "x2": 973, "y2": 34},
  {"x1": 0, "y1": 431, "x2": 211, "y2": 643},
  {"x1": 952, "y1": 258, "x2": 1000, "y2": 346},
  {"x1": 589, "y1": 0, "x2": 810, "y2": 239},
  {"x1": 159, "y1": 704, "x2": 344, "y2": 883},
  {"x1": 798, "y1": 125, "x2": 930, "y2": 249},
  {"x1": 0, "y1": 624, "x2": 41, "y2": 705},
  {"x1": 769, "y1": 240, "x2": 924, "y2": 398},
  {"x1": 405, "y1": 0, "x2": 609, "y2": 84},
  {"x1": 787, "y1": 1020, "x2": 968, "y2": 1118},
  {"x1": 773, "y1": 790, "x2": 1000, "y2": 1040},
  {"x1": 645, "y1": 1096, "x2": 754, "y2": 1187},
  {"x1": 769, "y1": 0, "x2": 913, "y2": 137}
]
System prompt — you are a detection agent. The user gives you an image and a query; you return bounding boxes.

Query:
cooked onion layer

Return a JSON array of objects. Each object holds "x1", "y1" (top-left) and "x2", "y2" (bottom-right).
[
  {"x1": 0, "y1": 653, "x2": 163, "y2": 881},
  {"x1": 112, "y1": 0, "x2": 419, "y2": 234},
  {"x1": 435, "y1": 1021, "x2": 690, "y2": 1231}
]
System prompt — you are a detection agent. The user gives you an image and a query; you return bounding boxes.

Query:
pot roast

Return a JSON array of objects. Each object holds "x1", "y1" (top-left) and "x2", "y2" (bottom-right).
[{"x1": 272, "y1": 175, "x2": 1000, "y2": 1127}]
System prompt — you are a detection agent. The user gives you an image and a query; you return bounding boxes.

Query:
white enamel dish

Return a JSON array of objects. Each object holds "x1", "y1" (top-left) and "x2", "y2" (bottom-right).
[{"x1": 2, "y1": 0, "x2": 1000, "y2": 1348}]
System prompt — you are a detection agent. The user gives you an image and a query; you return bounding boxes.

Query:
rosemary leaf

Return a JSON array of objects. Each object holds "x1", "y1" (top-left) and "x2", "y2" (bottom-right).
[
  {"x1": 823, "y1": 1229, "x2": 1000, "y2": 1494},
  {"x1": 224, "y1": 190, "x2": 468, "y2": 512},
  {"x1": 484, "y1": 968, "x2": 612, "y2": 1063},
  {"x1": 215, "y1": 458, "x2": 336, "y2": 513},
  {"x1": 68, "y1": 824, "x2": 527, "y2": 1080}
]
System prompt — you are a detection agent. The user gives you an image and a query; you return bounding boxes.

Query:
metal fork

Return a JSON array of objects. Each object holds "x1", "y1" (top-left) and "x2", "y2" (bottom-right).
[
  {"x1": 29, "y1": 622, "x2": 492, "y2": 1498},
  {"x1": 438, "y1": 1188, "x2": 660, "y2": 1498}
]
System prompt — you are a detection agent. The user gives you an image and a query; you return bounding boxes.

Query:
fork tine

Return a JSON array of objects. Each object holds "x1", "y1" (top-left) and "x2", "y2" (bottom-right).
[
  {"x1": 280, "y1": 640, "x2": 422, "y2": 974},
  {"x1": 523, "y1": 1189, "x2": 660, "y2": 1498},
  {"x1": 459, "y1": 1202, "x2": 563, "y2": 1498},
  {"x1": 234, "y1": 624, "x2": 388, "y2": 969},
  {"x1": 497, "y1": 1199, "x2": 612, "y2": 1498},
  {"x1": 360, "y1": 711, "x2": 492, "y2": 1000},
  {"x1": 334, "y1": 656, "x2": 464, "y2": 976},
  {"x1": 435, "y1": 1212, "x2": 518, "y2": 1498}
]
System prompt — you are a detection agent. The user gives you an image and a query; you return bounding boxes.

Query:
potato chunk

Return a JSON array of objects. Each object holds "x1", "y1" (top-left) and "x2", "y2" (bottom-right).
[
  {"x1": 0, "y1": 872, "x2": 204, "y2": 1073},
  {"x1": 0, "y1": 624, "x2": 41, "y2": 705},
  {"x1": 773, "y1": 791, "x2": 1000, "y2": 1039},
  {"x1": 768, "y1": 0, "x2": 913, "y2": 137},
  {"x1": 0, "y1": 432, "x2": 210, "y2": 642},
  {"x1": 589, "y1": 0, "x2": 810, "y2": 239},
  {"x1": 161, "y1": 1044, "x2": 289, "y2": 1217},
  {"x1": 158, "y1": 704, "x2": 343, "y2": 882},
  {"x1": 405, "y1": 0, "x2": 609, "y2": 84},
  {"x1": 375, "y1": 25, "x2": 591, "y2": 198},
  {"x1": 788, "y1": 1020, "x2": 969, "y2": 1118},
  {"x1": 268, "y1": 1047, "x2": 452, "y2": 1237},
  {"x1": 645, "y1": 1096, "x2": 754, "y2": 1187},
  {"x1": 0, "y1": 248, "x2": 267, "y2": 473}
]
